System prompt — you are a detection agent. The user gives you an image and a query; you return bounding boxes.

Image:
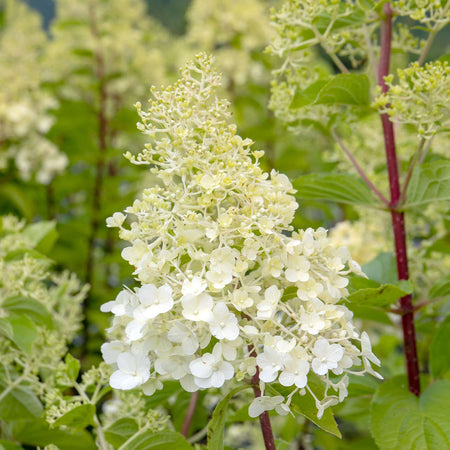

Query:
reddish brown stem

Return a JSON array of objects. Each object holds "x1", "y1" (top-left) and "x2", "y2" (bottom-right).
[
  {"x1": 378, "y1": 3, "x2": 420, "y2": 396},
  {"x1": 181, "y1": 391, "x2": 199, "y2": 437},
  {"x1": 249, "y1": 347, "x2": 276, "y2": 450},
  {"x1": 331, "y1": 129, "x2": 389, "y2": 206}
]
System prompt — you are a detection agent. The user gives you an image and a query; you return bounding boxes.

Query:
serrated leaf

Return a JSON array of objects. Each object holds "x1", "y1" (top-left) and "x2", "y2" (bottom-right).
[
  {"x1": 293, "y1": 173, "x2": 374, "y2": 205},
  {"x1": 291, "y1": 74, "x2": 370, "y2": 109},
  {"x1": 267, "y1": 377, "x2": 341, "y2": 438},
  {"x1": 430, "y1": 316, "x2": 450, "y2": 379},
  {"x1": 3, "y1": 297, "x2": 53, "y2": 328},
  {"x1": 313, "y1": 74, "x2": 370, "y2": 106},
  {"x1": 123, "y1": 431, "x2": 193, "y2": 450},
  {"x1": 0, "y1": 382, "x2": 43, "y2": 420},
  {"x1": 105, "y1": 418, "x2": 139, "y2": 448},
  {"x1": 405, "y1": 160, "x2": 450, "y2": 208},
  {"x1": 207, "y1": 385, "x2": 250, "y2": 450},
  {"x1": 52, "y1": 404, "x2": 95, "y2": 430},
  {"x1": 346, "y1": 280, "x2": 412, "y2": 308},
  {"x1": 22, "y1": 221, "x2": 58, "y2": 253},
  {"x1": 11, "y1": 419, "x2": 96, "y2": 450},
  {"x1": 348, "y1": 276, "x2": 380, "y2": 292},
  {"x1": 371, "y1": 378, "x2": 450, "y2": 449},
  {"x1": 429, "y1": 276, "x2": 450, "y2": 299}
]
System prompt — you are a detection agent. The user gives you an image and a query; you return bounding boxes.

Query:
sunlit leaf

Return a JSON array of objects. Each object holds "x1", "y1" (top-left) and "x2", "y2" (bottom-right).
[
  {"x1": 371, "y1": 378, "x2": 450, "y2": 449},
  {"x1": 405, "y1": 160, "x2": 450, "y2": 208},
  {"x1": 293, "y1": 173, "x2": 375, "y2": 206}
]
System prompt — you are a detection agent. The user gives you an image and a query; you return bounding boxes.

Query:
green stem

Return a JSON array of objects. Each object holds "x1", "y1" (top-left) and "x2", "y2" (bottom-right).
[
  {"x1": 0, "y1": 373, "x2": 29, "y2": 403},
  {"x1": 118, "y1": 425, "x2": 149, "y2": 450},
  {"x1": 311, "y1": 25, "x2": 349, "y2": 73},
  {"x1": 73, "y1": 382, "x2": 108, "y2": 450},
  {"x1": 418, "y1": 31, "x2": 436, "y2": 66}
]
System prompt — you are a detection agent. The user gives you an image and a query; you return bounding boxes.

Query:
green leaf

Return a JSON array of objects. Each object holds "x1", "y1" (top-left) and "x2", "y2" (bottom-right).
[
  {"x1": 371, "y1": 377, "x2": 450, "y2": 449},
  {"x1": 430, "y1": 316, "x2": 450, "y2": 379},
  {"x1": 8, "y1": 314, "x2": 39, "y2": 354},
  {"x1": 0, "y1": 382, "x2": 43, "y2": 420},
  {"x1": 0, "y1": 318, "x2": 14, "y2": 341},
  {"x1": 11, "y1": 419, "x2": 96, "y2": 450},
  {"x1": 426, "y1": 233, "x2": 450, "y2": 255},
  {"x1": 170, "y1": 390, "x2": 208, "y2": 434},
  {"x1": 346, "y1": 280, "x2": 412, "y2": 308},
  {"x1": 405, "y1": 160, "x2": 450, "y2": 209},
  {"x1": 0, "y1": 184, "x2": 34, "y2": 219},
  {"x1": 291, "y1": 74, "x2": 371, "y2": 109},
  {"x1": 314, "y1": 74, "x2": 370, "y2": 106},
  {"x1": 267, "y1": 377, "x2": 341, "y2": 438},
  {"x1": 291, "y1": 80, "x2": 328, "y2": 108},
  {"x1": 439, "y1": 54, "x2": 450, "y2": 64},
  {"x1": 429, "y1": 276, "x2": 450, "y2": 299},
  {"x1": 0, "y1": 441, "x2": 23, "y2": 450},
  {"x1": 3, "y1": 297, "x2": 53, "y2": 328},
  {"x1": 52, "y1": 404, "x2": 95, "y2": 430},
  {"x1": 314, "y1": 8, "x2": 367, "y2": 33},
  {"x1": 65, "y1": 354, "x2": 81, "y2": 382},
  {"x1": 207, "y1": 385, "x2": 250, "y2": 450},
  {"x1": 144, "y1": 381, "x2": 181, "y2": 409},
  {"x1": 4, "y1": 248, "x2": 51, "y2": 263},
  {"x1": 362, "y1": 253, "x2": 398, "y2": 285},
  {"x1": 22, "y1": 221, "x2": 58, "y2": 253},
  {"x1": 72, "y1": 48, "x2": 95, "y2": 58},
  {"x1": 123, "y1": 431, "x2": 193, "y2": 450},
  {"x1": 281, "y1": 286, "x2": 298, "y2": 302},
  {"x1": 105, "y1": 418, "x2": 139, "y2": 448},
  {"x1": 293, "y1": 173, "x2": 374, "y2": 206},
  {"x1": 347, "y1": 305, "x2": 393, "y2": 325}
]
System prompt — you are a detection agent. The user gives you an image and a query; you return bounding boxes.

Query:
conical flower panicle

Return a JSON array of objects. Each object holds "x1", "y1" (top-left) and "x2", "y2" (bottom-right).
[{"x1": 102, "y1": 54, "x2": 381, "y2": 419}]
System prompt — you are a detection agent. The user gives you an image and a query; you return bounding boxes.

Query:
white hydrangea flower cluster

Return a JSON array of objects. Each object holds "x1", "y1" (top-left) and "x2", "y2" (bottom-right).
[
  {"x1": 0, "y1": 0, "x2": 67, "y2": 184},
  {"x1": 101, "y1": 54, "x2": 381, "y2": 419}
]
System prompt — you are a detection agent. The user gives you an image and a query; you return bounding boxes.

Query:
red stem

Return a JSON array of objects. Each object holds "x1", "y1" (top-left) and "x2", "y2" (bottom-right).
[
  {"x1": 250, "y1": 348, "x2": 276, "y2": 450},
  {"x1": 181, "y1": 391, "x2": 199, "y2": 437},
  {"x1": 378, "y1": 3, "x2": 420, "y2": 396}
]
